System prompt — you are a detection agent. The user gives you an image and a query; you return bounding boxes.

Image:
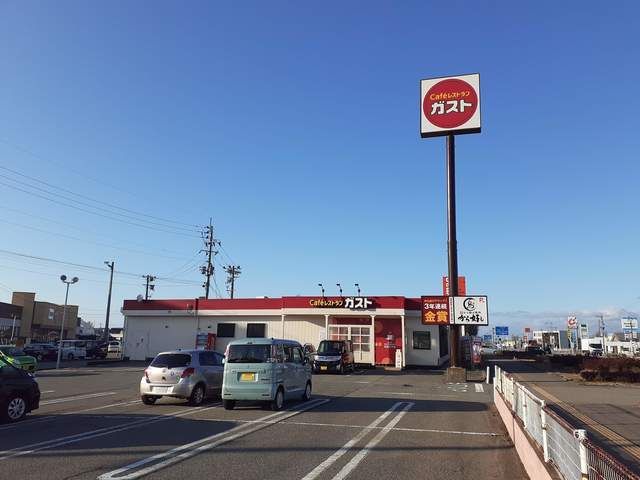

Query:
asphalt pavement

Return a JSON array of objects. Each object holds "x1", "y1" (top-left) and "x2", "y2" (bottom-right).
[{"x1": 0, "y1": 364, "x2": 527, "y2": 480}]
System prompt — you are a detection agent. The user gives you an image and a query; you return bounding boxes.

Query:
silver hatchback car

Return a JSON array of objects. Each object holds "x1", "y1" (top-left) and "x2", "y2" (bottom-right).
[{"x1": 140, "y1": 350, "x2": 224, "y2": 405}]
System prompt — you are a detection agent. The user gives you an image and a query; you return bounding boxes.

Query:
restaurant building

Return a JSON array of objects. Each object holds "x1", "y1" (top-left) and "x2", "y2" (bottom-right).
[{"x1": 121, "y1": 296, "x2": 449, "y2": 368}]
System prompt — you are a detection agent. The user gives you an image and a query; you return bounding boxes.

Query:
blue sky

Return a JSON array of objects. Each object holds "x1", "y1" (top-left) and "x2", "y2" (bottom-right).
[{"x1": 0, "y1": 1, "x2": 638, "y2": 334}]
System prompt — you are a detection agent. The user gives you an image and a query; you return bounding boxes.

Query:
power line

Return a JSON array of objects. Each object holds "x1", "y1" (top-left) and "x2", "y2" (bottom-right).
[{"x1": 0, "y1": 179, "x2": 199, "y2": 238}]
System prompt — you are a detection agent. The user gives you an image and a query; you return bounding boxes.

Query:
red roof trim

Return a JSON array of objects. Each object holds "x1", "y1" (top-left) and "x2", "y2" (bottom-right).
[{"x1": 122, "y1": 296, "x2": 423, "y2": 312}]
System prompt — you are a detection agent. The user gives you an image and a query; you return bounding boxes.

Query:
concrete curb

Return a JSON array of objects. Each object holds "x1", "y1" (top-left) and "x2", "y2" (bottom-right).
[{"x1": 493, "y1": 385, "x2": 558, "y2": 480}]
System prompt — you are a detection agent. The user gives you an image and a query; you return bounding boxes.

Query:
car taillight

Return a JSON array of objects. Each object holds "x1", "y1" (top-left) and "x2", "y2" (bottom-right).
[
  {"x1": 144, "y1": 369, "x2": 150, "y2": 381},
  {"x1": 181, "y1": 367, "x2": 195, "y2": 378}
]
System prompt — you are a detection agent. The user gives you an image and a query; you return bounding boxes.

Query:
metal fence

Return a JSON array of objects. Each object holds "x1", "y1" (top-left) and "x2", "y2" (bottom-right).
[{"x1": 494, "y1": 366, "x2": 639, "y2": 480}]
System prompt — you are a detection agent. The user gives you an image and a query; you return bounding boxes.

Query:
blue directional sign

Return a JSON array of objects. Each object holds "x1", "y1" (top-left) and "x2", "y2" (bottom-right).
[
  {"x1": 495, "y1": 326, "x2": 509, "y2": 336},
  {"x1": 483, "y1": 334, "x2": 493, "y2": 343}
]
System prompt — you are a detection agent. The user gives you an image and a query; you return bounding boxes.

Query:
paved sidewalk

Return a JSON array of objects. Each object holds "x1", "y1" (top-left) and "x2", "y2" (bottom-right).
[{"x1": 496, "y1": 360, "x2": 640, "y2": 473}]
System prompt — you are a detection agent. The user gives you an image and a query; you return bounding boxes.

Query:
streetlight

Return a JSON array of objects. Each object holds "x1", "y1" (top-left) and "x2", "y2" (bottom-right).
[
  {"x1": 355, "y1": 283, "x2": 361, "y2": 296},
  {"x1": 336, "y1": 283, "x2": 343, "y2": 297},
  {"x1": 317, "y1": 283, "x2": 325, "y2": 298},
  {"x1": 57, "y1": 275, "x2": 78, "y2": 369}
]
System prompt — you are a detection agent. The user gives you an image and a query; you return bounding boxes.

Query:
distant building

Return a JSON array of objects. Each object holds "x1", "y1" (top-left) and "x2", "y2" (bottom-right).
[
  {"x1": 9, "y1": 292, "x2": 79, "y2": 343},
  {"x1": 0, "y1": 302, "x2": 22, "y2": 343}
]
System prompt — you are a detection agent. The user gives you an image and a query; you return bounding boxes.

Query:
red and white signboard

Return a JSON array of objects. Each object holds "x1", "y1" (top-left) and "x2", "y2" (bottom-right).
[
  {"x1": 567, "y1": 316, "x2": 578, "y2": 329},
  {"x1": 442, "y1": 276, "x2": 467, "y2": 296},
  {"x1": 420, "y1": 73, "x2": 481, "y2": 138}
]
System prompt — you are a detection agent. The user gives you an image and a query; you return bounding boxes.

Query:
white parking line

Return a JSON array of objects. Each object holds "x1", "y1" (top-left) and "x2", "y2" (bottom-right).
[
  {"x1": 0, "y1": 404, "x2": 220, "y2": 460},
  {"x1": 301, "y1": 402, "x2": 407, "y2": 480},
  {"x1": 40, "y1": 391, "x2": 117, "y2": 405},
  {"x1": 40, "y1": 390, "x2": 55, "y2": 394},
  {"x1": 332, "y1": 402, "x2": 413, "y2": 480},
  {"x1": 475, "y1": 384, "x2": 484, "y2": 393},
  {"x1": 98, "y1": 398, "x2": 330, "y2": 480}
]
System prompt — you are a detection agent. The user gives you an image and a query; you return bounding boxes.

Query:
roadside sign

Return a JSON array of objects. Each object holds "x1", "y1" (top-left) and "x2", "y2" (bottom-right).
[
  {"x1": 495, "y1": 326, "x2": 509, "y2": 336},
  {"x1": 442, "y1": 276, "x2": 467, "y2": 296},
  {"x1": 421, "y1": 295, "x2": 450, "y2": 325},
  {"x1": 421, "y1": 74, "x2": 481, "y2": 138},
  {"x1": 621, "y1": 317, "x2": 638, "y2": 330},
  {"x1": 450, "y1": 296, "x2": 489, "y2": 326},
  {"x1": 482, "y1": 334, "x2": 492, "y2": 343},
  {"x1": 567, "y1": 316, "x2": 578, "y2": 329}
]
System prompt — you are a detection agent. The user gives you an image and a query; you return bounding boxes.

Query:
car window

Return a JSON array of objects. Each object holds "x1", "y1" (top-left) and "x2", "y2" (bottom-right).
[
  {"x1": 227, "y1": 344, "x2": 271, "y2": 363},
  {"x1": 150, "y1": 353, "x2": 191, "y2": 368},
  {"x1": 198, "y1": 352, "x2": 211, "y2": 366},
  {"x1": 283, "y1": 345, "x2": 293, "y2": 363},
  {"x1": 212, "y1": 352, "x2": 224, "y2": 366},
  {"x1": 292, "y1": 348, "x2": 303, "y2": 364}
]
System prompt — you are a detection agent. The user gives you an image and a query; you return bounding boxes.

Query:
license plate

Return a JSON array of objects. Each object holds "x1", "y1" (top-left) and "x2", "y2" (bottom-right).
[
  {"x1": 240, "y1": 372, "x2": 255, "y2": 381},
  {"x1": 320, "y1": 366, "x2": 327, "y2": 371},
  {"x1": 152, "y1": 386, "x2": 169, "y2": 393}
]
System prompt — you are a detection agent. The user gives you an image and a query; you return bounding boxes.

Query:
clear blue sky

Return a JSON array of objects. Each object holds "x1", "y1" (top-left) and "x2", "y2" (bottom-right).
[{"x1": 0, "y1": 1, "x2": 638, "y2": 334}]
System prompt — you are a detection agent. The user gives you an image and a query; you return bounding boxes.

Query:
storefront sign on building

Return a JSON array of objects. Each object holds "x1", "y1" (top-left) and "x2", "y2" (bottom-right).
[
  {"x1": 308, "y1": 297, "x2": 374, "y2": 310},
  {"x1": 442, "y1": 276, "x2": 467, "y2": 296},
  {"x1": 421, "y1": 74, "x2": 481, "y2": 138},
  {"x1": 450, "y1": 296, "x2": 489, "y2": 325},
  {"x1": 567, "y1": 316, "x2": 578, "y2": 329},
  {"x1": 421, "y1": 295, "x2": 450, "y2": 325}
]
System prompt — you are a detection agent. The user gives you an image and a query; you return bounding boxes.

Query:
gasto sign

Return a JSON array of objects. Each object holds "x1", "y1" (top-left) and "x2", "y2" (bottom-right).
[
  {"x1": 421, "y1": 74, "x2": 481, "y2": 138},
  {"x1": 442, "y1": 276, "x2": 467, "y2": 296},
  {"x1": 450, "y1": 296, "x2": 489, "y2": 326},
  {"x1": 421, "y1": 295, "x2": 450, "y2": 325}
]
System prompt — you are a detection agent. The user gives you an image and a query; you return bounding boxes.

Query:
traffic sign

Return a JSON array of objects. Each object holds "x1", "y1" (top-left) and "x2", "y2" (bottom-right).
[
  {"x1": 621, "y1": 317, "x2": 638, "y2": 330},
  {"x1": 450, "y1": 296, "x2": 489, "y2": 325},
  {"x1": 495, "y1": 326, "x2": 509, "y2": 336},
  {"x1": 420, "y1": 74, "x2": 481, "y2": 138},
  {"x1": 482, "y1": 334, "x2": 492, "y2": 343}
]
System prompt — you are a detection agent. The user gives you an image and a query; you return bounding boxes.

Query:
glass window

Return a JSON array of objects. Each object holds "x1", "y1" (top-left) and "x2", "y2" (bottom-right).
[
  {"x1": 283, "y1": 345, "x2": 293, "y2": 363},
  {"x1": 151, "y1": 353, "x2": 191, "y2": 368},
  {"x1": 217, "y1": 323, "x2": 235, "y2": 338},
  {"x1": 227, "y1": 344, "x2": 271, "y2": 363},
  {"x1": 413, "y1": 331, "x2": 431, "y2": 350},
  {"x1": 439, "y1": 326, "x2": 449, "y2": 356},
  {"x1": 212, "y1": 352, "x2": 224, "y2": 366},
  {"x1": 199, "y1": 351, "x2": 216, "y2": 366},
  {"x1": 292, "y1": 348, "x2": 303, "y2": 364},
  {"x1": 247, "y1": 323, "x2": 266, "y2": 338}
]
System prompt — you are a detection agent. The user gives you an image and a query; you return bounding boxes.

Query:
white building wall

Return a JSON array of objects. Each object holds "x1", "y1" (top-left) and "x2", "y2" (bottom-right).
[
  {"x1": 282, "y1": 315, "x2": 325, "y2": 346},
  {"x1": 403, "y1": 317, "x2": 444, "y2": 367},
  {"x1": 195, "y1": 315, "x2": 281, "y2": 354}
]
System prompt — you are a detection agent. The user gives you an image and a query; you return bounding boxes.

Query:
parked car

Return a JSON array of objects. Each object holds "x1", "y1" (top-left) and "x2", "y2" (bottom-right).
[
  {"x1": 0, "y1": 355, "x2": 40, "y2": 422},
  {"x1": 0, "y1": 346, "x2": 38, "y2": 372},
  {"x1": 140, "y1": 349, "x2": 224, "y2": 406},
  {"x1": 302, "y1": 343, "x2": 316, "y2": 360},
  {"x1": 85, "y1": 342, "x2": 108, "y2": 360},
  {"x1": 525, "y1": 345, "x2": 544, "y2": 355},
  {"x1": 55, "y1": 340, "x2": 87, "y2": 360},
  {"x1": 480, "y1": 344, "x2": 497, "y2": 355},
  {"x1": 22, "y1": 343, "x2": 57, "y2": 362},
  {"x1": 313, "y1": 340, "x2": 355, "y2": 374},
  {"x1": 107, "y1": 341, "x2": 122, "y2": 356},
  {"x1": 222, "y1": 338, "x2": 312, "y2": 411}
]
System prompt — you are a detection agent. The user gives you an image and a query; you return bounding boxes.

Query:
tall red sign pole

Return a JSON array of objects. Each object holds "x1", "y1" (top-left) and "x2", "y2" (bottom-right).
[{"x1": 420, "y1": 74, "x2": 481, "y2": 369}]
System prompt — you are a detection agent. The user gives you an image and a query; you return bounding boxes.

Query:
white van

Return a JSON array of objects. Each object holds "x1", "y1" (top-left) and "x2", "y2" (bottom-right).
[{"x1": 58, "y1": 340, "x2": 87, "y2": 360}]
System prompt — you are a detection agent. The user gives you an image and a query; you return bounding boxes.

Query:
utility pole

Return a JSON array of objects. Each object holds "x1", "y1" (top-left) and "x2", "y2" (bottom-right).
[
  {"x1": 144, "y1": 275, "x2": 156, "y2": 300},
  {"x1": 446, "y1": 134, "x2": 461, "y2": 368},
  {"x1": 200, "y1": 218, "x2": 219, "y2": 299},
  {"x1": 104, "y1": 261, "x2": 114, "y2": 343},
  {"x1": 223, "y1": 265, "x2": 242, "y2": 299}
]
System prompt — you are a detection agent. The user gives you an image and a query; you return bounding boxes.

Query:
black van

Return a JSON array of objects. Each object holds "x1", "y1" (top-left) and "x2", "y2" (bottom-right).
[
  {"x1": 0, "y1": 358, "x2": 40, "y2": 422},
  {"x1": 313, "y1": 340, "x2": 355, "y2": 374}
]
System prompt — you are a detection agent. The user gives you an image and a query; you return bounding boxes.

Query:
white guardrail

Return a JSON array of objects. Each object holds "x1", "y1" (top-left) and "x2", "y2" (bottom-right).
[{"x1": 494, "y1": 366, "x2": 640, "y2": 480}]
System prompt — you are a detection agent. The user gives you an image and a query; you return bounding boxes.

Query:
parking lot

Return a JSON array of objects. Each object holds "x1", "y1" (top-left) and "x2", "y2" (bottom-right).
[{"x1": 1, "y1": 364, "x2": 525, "y2": 480}]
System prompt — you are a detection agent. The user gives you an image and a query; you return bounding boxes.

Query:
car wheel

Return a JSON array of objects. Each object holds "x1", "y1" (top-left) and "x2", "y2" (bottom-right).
[
  {"x1": 271, "y1": 387, "x2": 284, "y2": 411},
  {"x1": 141, "y1": 395, "x2": 157, "y2": 405},
  {"x1": 223, "y1": 400, "x2": 236, "y2": 410},
  {"x1": 337, "y1": 363, "x2": 344, "y2": 375},
  {"x1": 67, "y1": 353, "x2": 74, "y2": 361},
  {"x1": 189, "y1": 384, "x2": 205, "y2": 406},
  {"x1": 4, "y1": 395, "x2": 27, "y2": 423},
  {"x1": 302, "y1": 381, "x2": 312, "y2": 401}
]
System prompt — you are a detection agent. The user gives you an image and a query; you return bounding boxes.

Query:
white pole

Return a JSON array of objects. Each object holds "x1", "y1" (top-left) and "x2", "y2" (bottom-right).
[
  {"x1": 10, "y1": 314, "x2": 17, "y2": 343},
  {"x1": 486, "y1": 365, "x2": 490, "y2": 384},
  {"x1": 56, "y1": 283, "x2": 70, "y2": 369}
]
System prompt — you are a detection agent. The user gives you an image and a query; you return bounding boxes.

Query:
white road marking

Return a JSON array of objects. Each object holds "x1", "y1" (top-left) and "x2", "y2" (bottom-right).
[
  {"x1": 0, "y1": 399, "x2": 142, "y2": 433},
  {"x1": 40, "y1": 390, "x2": 55, "y2": 394},
  {"x1": 97, "y1": 398, "x2": 330, "y2": 480},
  {"x1": 40, "y1": 391, "x2": 117, "y2": 405},
  {"x1": 379, "y1": 391, "x2": 414, "y2": 396},
  {"x1": 475, "y1": 384, "x2": 484, "y2": 393},
  {"x1": 0, "y1": 404, "x2": 219, "y2": 460},
  {"x1": 354, "y1": 381, "x2": 370, "y2": 384},
  {"x1": 196, "y1": 416, "x2": 501, "y2": 436},
  {"x1": 332, "y1": 402, "x2": 413, "y2": 480},
  {"x1": 301, "y1": 402, "x2": 406, "y2": 480}
]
